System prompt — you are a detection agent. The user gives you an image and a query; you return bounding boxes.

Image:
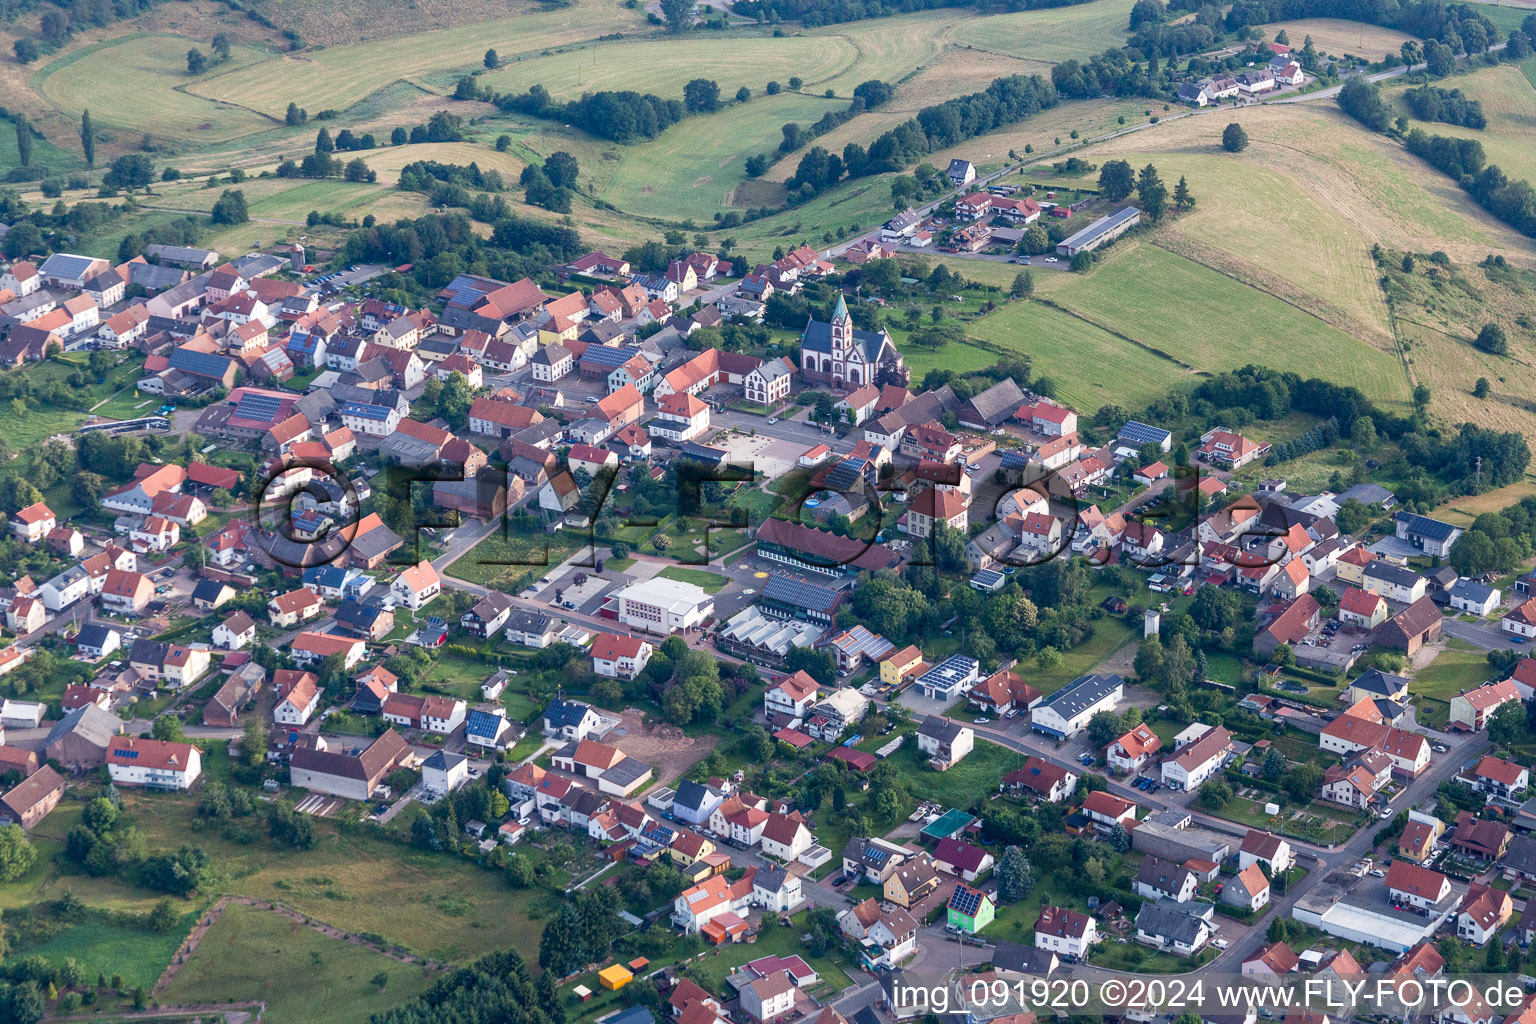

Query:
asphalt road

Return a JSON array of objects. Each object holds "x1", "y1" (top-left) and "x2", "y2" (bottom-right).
[{"x1": 951, "y1": 708, "x2": 1491, "y2": 976}]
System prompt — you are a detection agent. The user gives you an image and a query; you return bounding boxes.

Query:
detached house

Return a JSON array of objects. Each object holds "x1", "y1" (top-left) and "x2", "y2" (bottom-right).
[
  {"x1": 916, "y1": 717, "x2": 974, "y2": 769},
  {"x1": 591, "y1": 632, "x2": 653, "y2": 679},
  {"x1": 106, "y1": 736, "x2": 202, "y2": 790},
  {"x1": 1106, "y1": 723, "x2": 1162, "y2": 773},
  {"x1": 1033, "y1": 905, "x2": 1096, "y2": 959}
]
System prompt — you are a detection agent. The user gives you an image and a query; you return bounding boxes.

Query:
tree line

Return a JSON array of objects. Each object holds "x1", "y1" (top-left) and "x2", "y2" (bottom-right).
[{"x1": 1404, "y1": 85, "x2": 1487, "y2": 129}]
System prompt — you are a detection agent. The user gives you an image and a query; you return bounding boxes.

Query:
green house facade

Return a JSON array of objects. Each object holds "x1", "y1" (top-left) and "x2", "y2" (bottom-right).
[{"x1": 947, "y1": 884, "x2": 996, "y2": 933}]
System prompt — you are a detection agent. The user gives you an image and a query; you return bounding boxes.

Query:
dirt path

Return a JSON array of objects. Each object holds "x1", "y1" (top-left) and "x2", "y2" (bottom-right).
[
  {"x1": 152, "y1": 896, "x2": 441, "y2": 998},
  {"x1": 47, "y1": 1002, "x2": 266, "y2": 1024}
]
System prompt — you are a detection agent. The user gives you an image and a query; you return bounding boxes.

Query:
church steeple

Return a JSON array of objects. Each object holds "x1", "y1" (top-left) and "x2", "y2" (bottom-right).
[{"x1": 829, "y1": 293, "x2": 850, "y2": 354}]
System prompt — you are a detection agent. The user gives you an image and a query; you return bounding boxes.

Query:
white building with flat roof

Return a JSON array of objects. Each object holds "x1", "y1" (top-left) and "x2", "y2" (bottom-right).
[{"x1": 613, "y1": 576, "x2": 716, "y2": 634}]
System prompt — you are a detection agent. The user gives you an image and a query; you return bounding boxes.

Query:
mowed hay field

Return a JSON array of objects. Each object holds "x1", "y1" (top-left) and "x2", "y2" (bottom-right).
[
  {"x1": 951, "y1": 0, "x2": 1135, "y2": 61},
  {"x1": 593, "y1": 92, "x2": 848, "y2": 220},
  {"x1": 159, "y1": 903, "x2": 437, "y2": 1024},
  {"x1": 478, "y1": 35, "x2": 855, "y2": 101},
  {"x1": 1062, "y1": 102, "x2": 1536, "y2": 343},
  {"x1": 1046, "y1": 241, "x2": 1413, "y2": 409},
  {"x1": 188, "y1": 0, "x2": 651, "y2": 118},
  {"x1": 362, "y1": 140, "x2": 527, "y2": 183},
  {"x1": 969, "y1": 295, "x2": 1197, "y2": 409},
  {"x1": 1257, "y1": 18, "x2": 1417, "y2": 61},
  {"x1": 1385, "y1": 62, "x2": 1536, "y2": 186},
  {"x1": 36, "y1": 34, "x2": 277, "y2": 140}
]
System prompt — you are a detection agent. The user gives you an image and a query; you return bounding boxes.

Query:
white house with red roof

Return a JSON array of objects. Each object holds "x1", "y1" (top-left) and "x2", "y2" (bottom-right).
[
  {"x1": 765, "y1": 670, "x2": 820, "y2": 722},
  {"x1": 651, "y1": 391, "x2": 711, "y2": 443},
  {"x1": 1017, "y1": 400, "x2": 1078, "y2": 437},
  {"x1": 1197, "y1": 429, "x2": 1270, "y2": 469},
  {"x1": 1082, "y1": 790, "x2": 1138, "y2": 830},
  {"x1": 1161, "y1": 725, "x2": 1232, "y2": 791},
  {"x1": 274, "y1": 671, "x2": 322, "y2": 726},
  {"x1": 1457, "y1": 883, "x2": 1512, "y2": 945},
  {"x1": 1386, "y1": 861, "x2": 1452, "y2": 909},
  {"x1": 1033, "y1": 905, "x2": 1097, "y2": 959},
  {"x1": 391, "y1": 560, "x2": 441, "y2": 610},
  {"x1": 291, "y1": 631, "x2": 366, "y2": 669},
  {"x1": 591, "y1": 632, "x2": 653, "y2": 679},
  {"x1": 759, "y1": 812, "x2": 814, "y2": 862},
  {"x1": 672, "y1": 868, "x2": 758, "y2": 933},
  {"x1": 1469, "y1": 754, "x2": 1529, "y2": 801},
  {"x1": 1450, "y1": 679, "x2": 1521, "y2": 731},
  {"x1": 9, "y1": 501, "x2": 55, "y2": 543},
  {"x1": 1339, "y1": 587, "x2": 1389, "y2": 629},
  {"x1": 106, "y1": 736, "x2": 202, "y2": 789},
  {"x1": 1105, "y1": 721, "x2": 1161, "y2": 767},
  {"x1": 933, "y1": 836, "x2": 994, "y2": 881},
  {"x1": 799, "y1": 443, "x2": 832, "y2": 468},
  {"x1": 954, "y1": 192, "x2": 993, "y2": 221}
]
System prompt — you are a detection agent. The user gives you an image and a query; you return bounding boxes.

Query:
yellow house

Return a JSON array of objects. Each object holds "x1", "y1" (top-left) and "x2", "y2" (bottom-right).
[
  {"x1": 1334, "y1": 547, "x2": 1376, "y2": 586},
  {"x1": 1397, "y1": 815, "x2": 1444, "y2": 863},
  {"x1": 539, "y1": 324, "x2": 578, "y2": 345},
  {"x1": 883, "y1": 853, "x2": 941, "y2": 908},
  {"x1": 669, "y1": 831, "x2": 716, "y2": 867},
  {"x1": 879, "y1": 645, "x2": 925, "y2": 688}
]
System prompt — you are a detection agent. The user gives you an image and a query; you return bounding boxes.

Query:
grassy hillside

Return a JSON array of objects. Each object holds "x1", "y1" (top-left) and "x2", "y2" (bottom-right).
[
  {"x1": 950, "y1": 0, "x2": 1136, "y2": 61},
  {"x1": 967, "y1": 294, "x2": 1197, "y2": 410},
  {"x1": 184, "y1": 0, "x2": 650, "y2": 118},
  {"x1": 1384, "y1": 61, "x2": 1536, "y2": 186},
  {"x1": 1046, "y1": 241, "x2": 1413, "y2": 409},
  {"x1": 36, "y1": 34, "x2": 278, "y2": 142},
  {"x1": 475, "y1": 35, "x2": 858, "y2": 101}
]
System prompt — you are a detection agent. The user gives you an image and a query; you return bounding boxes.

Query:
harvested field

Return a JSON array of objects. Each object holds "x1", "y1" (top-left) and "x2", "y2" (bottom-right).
[
  {"x1": 1256, "y1": 18, "x2": 1418, "y2": 62},
  {"x1": 950, "y1": 0, "x2": 1136, "y2": 61}
]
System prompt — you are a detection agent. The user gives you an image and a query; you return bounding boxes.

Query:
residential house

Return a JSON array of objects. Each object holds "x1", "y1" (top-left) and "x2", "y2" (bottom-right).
[
  {"x1": 106, "y1": 736, "x2": 201, "y2": 789},
  {"x1": 1107, "y1": 723, "x2": 1162, "y2": 773},
  {"x1": 1161, "y1": 726, "x2": 1233, "y2": 792},
  {"x1": 1033, "y1": 906, "x2": 1096, "y2": 959},
  {"x1": 591, "y1": 632, "x2": 654, "y2": 679}
]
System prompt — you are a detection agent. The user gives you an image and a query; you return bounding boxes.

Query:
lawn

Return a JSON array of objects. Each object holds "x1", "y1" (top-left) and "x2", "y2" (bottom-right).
[
  {"x1": 1046, "y1": 242, "x2": 1412, "y2": 408},
  {"x1": 1211, "y1": 793, "x2": 1364, "y2": 845},
  {"x1": 1415, "y1": 639, "x2": 1497, "y2": 697},
  {"x1": 446, "y1": 529, "x2": 583, "y2": 587},
  {"x1": 10, "y1": 910, "x2": 195, "y2": 991},
  {"x1": 186, "y1": 0, "x2": 652, "y2": 119},
  {"x1": 1029, "y1": 592, "x2": 1139, "y2": 696},
  {"x1": 968, "y1": 296, "x2": 1196, "y2": 412},
  {"x1": 683, "y1": 913, "x2": 857, "y2": 994},
  {"x1": 901, "y1": 738, "x2": 1027, "y2": 808},
  {"x1": 656, "y1": 566, "x2": 730, "y2": 594},
  {"x1": 0, "y1": 116, "x2": 81, "y2": 177},
  {"x1": 36, "y1": 34, "x2": 278, "y2": 141},
  {"x1": 158, "y1": 902, "x2": 437, "y2": 1024},
  {"x1": 1411, "y1": 639, "x2": 1496, "y2": 706}
]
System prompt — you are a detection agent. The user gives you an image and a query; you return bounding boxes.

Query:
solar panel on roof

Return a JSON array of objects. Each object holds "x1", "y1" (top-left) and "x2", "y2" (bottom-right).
[
  {"x1": 234, "y1": 392, "x2": 282, "y2": 420},
  {"x1": 950, "y1": 886, "x2": 983, "y2": 914},
  {"x1": 1118, "y1": 420, "x2": 1171, "y2": 446}
]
